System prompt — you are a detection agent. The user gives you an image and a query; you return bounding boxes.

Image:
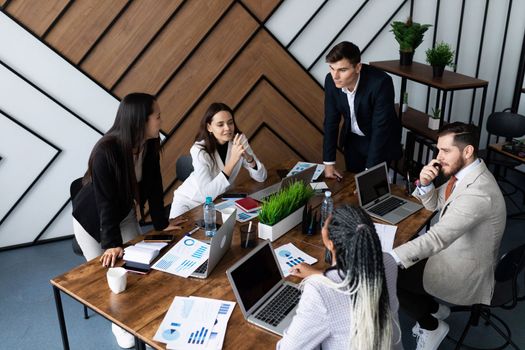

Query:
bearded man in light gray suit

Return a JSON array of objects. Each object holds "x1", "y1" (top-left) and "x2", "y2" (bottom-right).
[{"x1": 391, "y1": 122, "x2": 506, "y2": 350}]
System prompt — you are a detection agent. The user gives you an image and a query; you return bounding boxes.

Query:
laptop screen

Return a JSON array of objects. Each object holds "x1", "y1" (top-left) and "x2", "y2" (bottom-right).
[
  {"x1": 358, "y1": 164, "x2": 389, "y2": 206},
  {"x1": 229, "y1": 243, "x2": 282, "y2": 312}
]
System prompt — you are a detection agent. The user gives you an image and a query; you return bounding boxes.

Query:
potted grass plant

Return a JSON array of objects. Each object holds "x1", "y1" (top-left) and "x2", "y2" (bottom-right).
[
  {"x1": 390, "y1": 17, "x2": 431, "y2": 65},
  {"x1": 428, "y1": 107, "x2": 441, "y2": 130},
  {"x1": 258, "y1": 181, "x2": 314, "y2": 242},
  {"x1": 425, "y1": 41, "x2": 455, "y2": 77}
]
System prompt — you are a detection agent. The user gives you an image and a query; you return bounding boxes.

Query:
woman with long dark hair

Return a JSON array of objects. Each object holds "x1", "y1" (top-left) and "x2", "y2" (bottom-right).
[
  {"x1": 72, "y1": 93, "x2": 182, "y2": 348},
  {"x1": 169, "y1": 102, "x2": 267, "y2": 218},
  {"x1": 277, "y1": 205, "x2": 403, "y2": 350}
]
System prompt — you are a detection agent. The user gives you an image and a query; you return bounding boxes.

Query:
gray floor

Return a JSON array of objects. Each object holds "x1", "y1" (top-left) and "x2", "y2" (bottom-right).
[{"x1": 1, "y1": 180, "x2": 524, "y2": 349}]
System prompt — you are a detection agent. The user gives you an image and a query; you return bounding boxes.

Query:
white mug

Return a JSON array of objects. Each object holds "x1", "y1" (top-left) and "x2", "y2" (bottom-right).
[
  {"x1": 220, "y1": 207, "x2": 236, "y2": 223},
  {"x1": 106, "y1": 267, "x2": 127, "y2": 294}
]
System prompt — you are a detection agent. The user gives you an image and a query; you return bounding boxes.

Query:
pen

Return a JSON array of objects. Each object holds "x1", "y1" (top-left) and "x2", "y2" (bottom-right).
[{"x1": 185, "y1": 227, "x2": 199, "y2": 236}]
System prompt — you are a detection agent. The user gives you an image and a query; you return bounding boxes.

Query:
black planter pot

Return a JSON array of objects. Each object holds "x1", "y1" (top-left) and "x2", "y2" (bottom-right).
[
  {"x1": 399, "y1": 51, "x2": 414, "y2": 65},
  {"x1": 432, "y1": 65, "x2": 445, "y2": 77}
]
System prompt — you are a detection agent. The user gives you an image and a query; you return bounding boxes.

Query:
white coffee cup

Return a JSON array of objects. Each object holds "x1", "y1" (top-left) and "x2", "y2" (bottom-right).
[
  {"x1": 106, "y1": 267, "x2": 127, "y2": 294},
  {"x1": 220, "y1": 207, "x2": 236, "y2": 223}
]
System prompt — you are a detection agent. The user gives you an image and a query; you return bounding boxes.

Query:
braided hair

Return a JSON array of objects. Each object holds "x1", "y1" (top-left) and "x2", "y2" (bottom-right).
[{"x1": 307, "y1": 205, "x2": 394, "y2": 349}]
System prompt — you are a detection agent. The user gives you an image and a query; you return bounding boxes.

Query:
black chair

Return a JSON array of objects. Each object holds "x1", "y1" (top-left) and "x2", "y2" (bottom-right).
[
  {"x1": 446, "y1": 244, "x2": 525, "y2": 350},
  {"x1": 176, "y1": 154, "x2": 194, "y2": 182},
  {"x1": 485, "y1": 110, "x2": 525, "y2": 218},
  {"x1": 70, "y1": 177, "x2": 90, "y2": 319}
]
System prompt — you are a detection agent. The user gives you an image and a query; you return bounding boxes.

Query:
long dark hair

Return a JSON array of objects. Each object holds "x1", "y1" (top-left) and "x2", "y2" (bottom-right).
[
  {"x1": 84, "y1": 93, "x2": 159, "y2": 206},
  {"x1": 312, "y1": 205, "x2": 393, "y2": 349},
  {"x1": 195, "y1": 102, "x2": 241, "y2": 167}
]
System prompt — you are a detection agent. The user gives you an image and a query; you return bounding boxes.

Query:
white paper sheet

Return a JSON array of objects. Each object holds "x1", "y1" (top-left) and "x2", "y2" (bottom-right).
[
  {"x1": 152, "y1": 237, "x2": 210, "y2": 277},
  {"x1": 286, "y1": 162, "x2": 325, "y2": 181},
  {"x1": 274, "y1": 243, "x2": 318, "y2": 277},
  {"x1": 374, "y1": 223, "x2": 397, "y2": 253}
]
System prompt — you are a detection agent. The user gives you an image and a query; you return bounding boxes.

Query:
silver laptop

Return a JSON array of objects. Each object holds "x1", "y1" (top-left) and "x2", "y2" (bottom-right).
[
  {"x1": 190, "y1": 208, "x2": 236, "y2": 279},
  {"x1": 226, "y1": 241, "x2": 301, "y2": 336},
  {"x1": 250, "y1": 165, "x2": 316, "y2": 202},
  {"x1": 355, "y1": 162, "x2": 423, "y2": 224}
]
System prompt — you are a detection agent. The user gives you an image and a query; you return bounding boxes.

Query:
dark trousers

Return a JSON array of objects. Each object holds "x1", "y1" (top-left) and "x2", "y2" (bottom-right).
[
  {"x1": 343, "y1": 133, "x2": 369, "y2": 173},
  {"x1": 397, "y1": 259, "x2": 439, "y2": 329}
]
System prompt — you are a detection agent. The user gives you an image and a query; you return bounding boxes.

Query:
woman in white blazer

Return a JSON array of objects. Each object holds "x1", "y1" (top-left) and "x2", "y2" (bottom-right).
[{"x1": 169, "y1": 103, "x2": 267, "y2": 218}]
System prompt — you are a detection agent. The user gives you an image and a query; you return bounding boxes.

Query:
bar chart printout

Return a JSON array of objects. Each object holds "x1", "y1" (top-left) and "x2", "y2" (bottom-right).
[
  {"x1": 152, "y1": 237, "x2": 210, "y2": 278},
  {"x1": 275, "y1": 243, "x2": 318, "y2": 277},
  {"x1": 154, "y1": 296, "x2": 235, "y2": 349}
]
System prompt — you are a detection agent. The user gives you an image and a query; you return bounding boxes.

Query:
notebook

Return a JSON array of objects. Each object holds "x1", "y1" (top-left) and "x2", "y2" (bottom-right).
[
  {"x1": 190, "y1": 208, "x2": 236, "y2": 279},
  {"x1": 355, "y1": 162, "x2": 423, "y2": 224},
  {"x1": 235, "y1": 197, "x2": 261, "y2": 212},
  {"x1": 250, "y1": 165, "x2": 316, "y2": 202},
  {"x1": 226, "y1": 241, "x2": 301, "y2": 336}
]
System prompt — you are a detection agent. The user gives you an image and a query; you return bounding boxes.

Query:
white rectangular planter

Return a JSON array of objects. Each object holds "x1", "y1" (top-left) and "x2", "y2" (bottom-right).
[{"x1": 258, "y1": 205, "x2": 304, "y2": 242}]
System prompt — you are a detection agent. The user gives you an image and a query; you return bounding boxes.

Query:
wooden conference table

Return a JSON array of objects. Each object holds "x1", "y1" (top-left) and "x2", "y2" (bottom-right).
[{"x1": 51, "y1": 164, "x2": 435, "y2": 350}]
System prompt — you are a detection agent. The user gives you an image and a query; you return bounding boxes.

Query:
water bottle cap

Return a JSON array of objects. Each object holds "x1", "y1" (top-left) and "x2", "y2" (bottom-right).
[
  {"x1": 325, "y1": 191, "x2": 332, "y2": 197},
  {"x1": 205, "y1": 196, "x2": 212, "y2": 203}
]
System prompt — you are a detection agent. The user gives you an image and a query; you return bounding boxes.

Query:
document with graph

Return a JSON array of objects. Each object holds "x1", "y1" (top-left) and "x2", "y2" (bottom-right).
[
  {"x1": 152, "y1": 237, "x2": 209, "y2": 278},
  {"x1": 154, "y1": 296, "x2": 235, "y2": 350},
  {"x1": 274, "y1": 243, "x2": 318, "y2": 277}
]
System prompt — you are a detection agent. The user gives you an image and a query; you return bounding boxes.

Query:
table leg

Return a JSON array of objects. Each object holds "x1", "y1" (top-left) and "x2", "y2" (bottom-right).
[
  {"x1": 53, "y1": 286, "x2": 70, "y2": 350},
  {"x1": 135, "y1": 337, "x2": 146, "y2": 350}
]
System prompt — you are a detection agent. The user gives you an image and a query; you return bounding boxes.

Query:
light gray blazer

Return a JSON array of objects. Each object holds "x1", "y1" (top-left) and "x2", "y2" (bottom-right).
[{"x1": 393, "y1": 160, "x2": 506, "y2": 305}]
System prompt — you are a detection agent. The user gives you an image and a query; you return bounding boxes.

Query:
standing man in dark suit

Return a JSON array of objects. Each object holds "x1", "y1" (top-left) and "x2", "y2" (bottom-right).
[{"x1": 323, "y1": 41, "x2": 402, "y2": 177}]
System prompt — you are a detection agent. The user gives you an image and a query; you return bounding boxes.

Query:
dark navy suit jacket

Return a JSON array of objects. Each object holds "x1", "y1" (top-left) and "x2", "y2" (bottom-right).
[{"x1": 323, "y1": 64, "x2": 402, "y2": 169}]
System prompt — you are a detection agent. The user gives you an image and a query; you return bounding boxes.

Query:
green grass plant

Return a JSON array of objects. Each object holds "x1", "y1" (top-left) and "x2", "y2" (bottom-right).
[{"x1": 259, "y1": 181, "x2": 314, "y2": 226}]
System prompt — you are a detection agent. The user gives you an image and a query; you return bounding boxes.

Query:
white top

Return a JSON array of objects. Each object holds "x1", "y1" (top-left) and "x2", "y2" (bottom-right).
[
  {"x1": 173, "y1": 140, "x2": 267, "y2": 203},
  {"x1": 276, "y1": 253, "x2": 403, "y2": 350},
  {"x1": 342, "y1": 74, "x2": 364, "y2": 137}
]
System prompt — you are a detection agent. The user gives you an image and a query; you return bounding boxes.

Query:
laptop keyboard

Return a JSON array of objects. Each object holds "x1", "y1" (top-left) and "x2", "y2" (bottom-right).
[
  {"x1": 254, "y1": 285, "x2": 301, "y2": 327},
  {"x1": 193, "y1": 260, "x2": 208, "y2": 274},
  {"x1": 369, "y1": 197, "x2": 406, "y2": 216}
]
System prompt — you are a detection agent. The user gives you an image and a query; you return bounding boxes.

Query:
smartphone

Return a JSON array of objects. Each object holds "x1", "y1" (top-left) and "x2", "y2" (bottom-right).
[
  {"x1": 143, "y1": 234, "x2": 175, "y2": 242},
  {"x1": 221, "y1": 193, "x2": 247, "y2": 199},
  {"x1": 122, "y1": 262, "x2": 150, "y2": 274}
]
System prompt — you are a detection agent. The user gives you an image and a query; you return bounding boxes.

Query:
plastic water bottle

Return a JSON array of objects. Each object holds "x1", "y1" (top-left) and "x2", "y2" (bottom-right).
[
  {"x1": 204, "y1": 197, "x2": 217, "y2": 237},
  {"x1": 320, "y1": 191, "x2": 334, "y2": 228}
]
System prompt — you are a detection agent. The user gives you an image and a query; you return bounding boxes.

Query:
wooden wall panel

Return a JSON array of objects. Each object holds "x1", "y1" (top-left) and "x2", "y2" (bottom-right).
[
  {"x1": 113, "y1": 0, "x2": 233, "y2": 97},
  {"x1": 45, "y1": 0, "x2": 128, "y2": 64},
  {"x1": 240, "y1": 0, "x2": 281, "y2": 22},
  {"x1": 7, "y1": 0, "x2": 330, "y2": 204},
  {"x1": 157, "y1": 3, "x2": 258, "y2": 133},
  {"x1": 80, "y1": 0, "x2": 183, "y2": 88},
  {"x1": 6, "y1": 0, "x2": 68, "y2": 36}
]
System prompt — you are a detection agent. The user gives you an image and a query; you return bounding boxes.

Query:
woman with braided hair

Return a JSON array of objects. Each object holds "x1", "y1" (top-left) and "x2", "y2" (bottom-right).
[{"x1": 277, "y1": 205, "x2": 403, "y2": 350}]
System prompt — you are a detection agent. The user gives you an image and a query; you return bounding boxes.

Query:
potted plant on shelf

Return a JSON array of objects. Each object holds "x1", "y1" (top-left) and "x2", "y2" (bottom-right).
[
  {"x1": 258, "y1": 181, "x2": 314, "y2": 242},
  {"x1": 428, "y1": 107, "x2": 441, "y2": 130},
  {"x1": 425, "y1": 41, "x2": 455, "y2": 77},
  {"x1": 390, "y1": 17, "x2": 431, "y2": 65},
  {"x1": 402, "y1": 92, "x2": 409, "y2": 112}
]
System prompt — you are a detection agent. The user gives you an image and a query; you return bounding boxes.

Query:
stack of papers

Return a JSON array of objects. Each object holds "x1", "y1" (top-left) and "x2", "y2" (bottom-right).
[
  {"x1": 274, "y1": 243, "x2": 318, "y2": 277},
  {"x1": 154, "y1": 296, "x2": 235, "y2": 350},
  {"x1": 152, "y1": 237, "x2": 210, "y2": 278},
  {"x1": 124, "y1": 241, "x2": 167, "y2": 265}
]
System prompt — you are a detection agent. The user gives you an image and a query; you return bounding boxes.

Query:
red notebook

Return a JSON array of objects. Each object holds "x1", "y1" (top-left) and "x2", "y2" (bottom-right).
[{"x1": 235, "y1": 197, "x2": 261, "y2": 212}]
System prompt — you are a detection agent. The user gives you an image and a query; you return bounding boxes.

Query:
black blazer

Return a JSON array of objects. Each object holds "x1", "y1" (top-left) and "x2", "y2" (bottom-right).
[
  {"x1": 72, "y1": 138, "x2": 168, "y2": 249},
  {"x1": 323, "y1": 64, "x2": 402, "y2": 169}
]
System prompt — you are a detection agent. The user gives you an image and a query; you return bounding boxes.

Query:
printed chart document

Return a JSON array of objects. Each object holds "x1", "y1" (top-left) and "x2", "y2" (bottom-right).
[
  {"x1": 274, "y1": 243, "x2": 318, "y2": 277},
  {"x1": 215, "y1": 200, "x2": 258, "y2": 222},
  {"x1": 374, "y1": 223, "x2": 397, "y2": 253},
  {"x1": 152, "y1": 237, "x2": 209, "y2": 277},
  {"x1": 287, "y1": 162, "x2": 325, "y2": 181},
  {"x1": 154, "y1": 296, "x2": 235, "y2": 350}
]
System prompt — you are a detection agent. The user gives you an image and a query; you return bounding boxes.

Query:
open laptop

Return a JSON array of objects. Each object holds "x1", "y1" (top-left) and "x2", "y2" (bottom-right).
[
  {"x1": 190, "y1": 208, "x2": 236, "y2": 279},
  {"x1": 355, "y1": 162, "x2": 423, "y2": 224},
  {"x1": 250, "y1": 165, "x2": 316, "y2": 202},
  {"x1": 226, "y1": 241, "x2": 301, "y2": 336}
]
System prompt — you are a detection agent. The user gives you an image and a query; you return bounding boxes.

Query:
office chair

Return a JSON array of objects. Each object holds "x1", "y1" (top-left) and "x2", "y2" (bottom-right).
[
  {"x1": 176, "y1": 154, "x2": 194, "y2": 182},
  {"x1": 446, "y1": 243, "x2": 525, "y2": 350},
  {"x1": 69, "y1": 177, "x2": 90, "y2": 320},
  {"x1": 485, "y1": 110, "x2": 525, "y2": 218}
]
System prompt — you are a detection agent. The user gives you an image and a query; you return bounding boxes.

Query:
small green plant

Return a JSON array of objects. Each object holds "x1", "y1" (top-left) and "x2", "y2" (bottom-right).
[
  {"x1": 259, "y1": 181, "x2": 314, "y2": 226},
  {"x1": 390, "y1": 17, "x2": 431, "y2": 53},
  {"x1": 425, "y1": 41, "x2": 455, "y2": 67},
  {"x1": 431, "y1": 107, "x2": 441, "y2": 119}
]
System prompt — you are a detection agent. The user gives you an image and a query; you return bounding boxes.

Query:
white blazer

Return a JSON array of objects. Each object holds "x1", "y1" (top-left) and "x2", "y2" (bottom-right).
[{"x1": 170, "y1": 140, "x2": 267, "y2": 217}]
